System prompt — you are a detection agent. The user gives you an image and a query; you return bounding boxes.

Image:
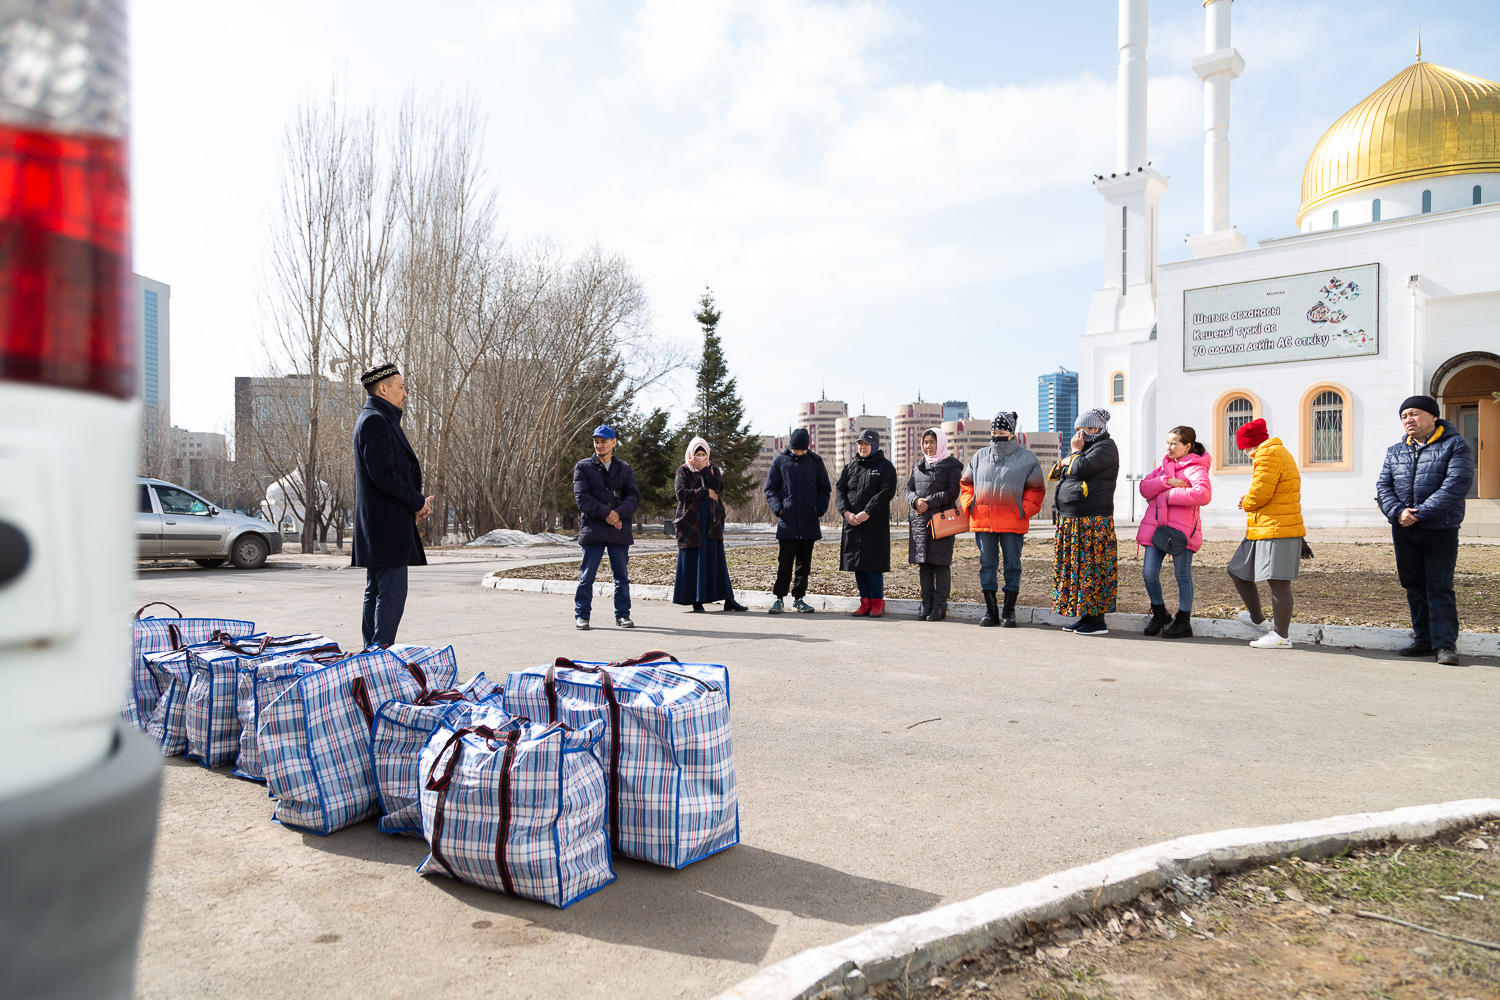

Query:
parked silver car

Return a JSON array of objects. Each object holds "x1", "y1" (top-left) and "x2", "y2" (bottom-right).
[{"x1": 136, "y1": 478, "x2": 283, "y2": 569}]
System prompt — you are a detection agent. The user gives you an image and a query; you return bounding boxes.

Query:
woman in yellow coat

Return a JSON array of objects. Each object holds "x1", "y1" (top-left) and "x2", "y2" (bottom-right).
[{"x1": 1225, "y1": 418, "x2": 1305, "y2": 648}]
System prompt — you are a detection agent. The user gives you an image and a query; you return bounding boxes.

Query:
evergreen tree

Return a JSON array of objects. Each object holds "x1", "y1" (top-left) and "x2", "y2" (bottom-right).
[
  {"x1": 684, "y1": 289, "x2": 761, "y2": 507},
  {"x1": 617, "y1": 406, "x2": 676, "y2": 518}
]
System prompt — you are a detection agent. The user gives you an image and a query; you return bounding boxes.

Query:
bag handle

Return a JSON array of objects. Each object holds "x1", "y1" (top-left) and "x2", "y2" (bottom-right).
[
  {"x1": 350, "y1": 659, "x2": 432, "y2": 724},
  {"x1": 217, "y1": 633, "x2": 317, "y2": 656},
  {"x1": 134, "y1": 601, "x2": 182, "y2": 621},
  {"x1": 423, "y1": 726, "x2": 524, "y2": 894}
]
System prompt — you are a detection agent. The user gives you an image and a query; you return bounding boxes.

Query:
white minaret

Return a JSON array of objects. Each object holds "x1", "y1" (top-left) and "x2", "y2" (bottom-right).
[{"x1": 1186, "y1": 0, "x2": 1246, "y2": 256}]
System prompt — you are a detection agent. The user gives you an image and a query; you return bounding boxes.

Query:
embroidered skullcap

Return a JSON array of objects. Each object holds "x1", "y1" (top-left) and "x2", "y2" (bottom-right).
[{"x1": 360, "y1": 362, "x2": 400, "y2": 387}]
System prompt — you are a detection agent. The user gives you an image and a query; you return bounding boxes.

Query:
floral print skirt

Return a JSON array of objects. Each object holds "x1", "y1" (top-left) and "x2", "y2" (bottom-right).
[{"x1": 1054, "y1": 515, "x2": 1118, "y2": 616}]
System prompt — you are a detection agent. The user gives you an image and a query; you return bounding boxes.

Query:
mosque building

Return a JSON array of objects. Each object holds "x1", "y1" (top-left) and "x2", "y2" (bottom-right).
[{"x1": 1079, "y1": 0, "x2": 1500, "y2": 537}]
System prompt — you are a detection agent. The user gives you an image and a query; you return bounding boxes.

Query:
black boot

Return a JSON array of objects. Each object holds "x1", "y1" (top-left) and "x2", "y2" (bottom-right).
[
  {"x1": 1144, "y1": 603, "x2": 1170, "y2": 636},
  {"x1": 980, "y1": 590, "x2": 999, "y2": 627},
  {"x1": 917, "y1": 596, "x2": 932, "y2": 621},
  {"x1": 1161, "y1": 610, "x2": 1193, "y2": 638},
  {"x1": 930, "y1": 598, "x2": 947, "y2": 622},
  {"x1": 1001, "y1": 591, "x2": 1017, "y2": 628},
  {"x1": 723, "y1": 597, "x2": 748, "y2": 612}
]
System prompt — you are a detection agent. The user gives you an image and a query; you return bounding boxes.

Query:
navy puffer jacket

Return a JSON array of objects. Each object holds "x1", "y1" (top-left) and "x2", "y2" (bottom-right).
[
  {"x1": 573, "y1": 454, "x2": 640, "y2": 546},
  {"x1": 764, "y1": 449, "x2": 832, "y2": 540},
  {"x1": 1375, "y1": 418, "x2": 1474, "y2": 530}
]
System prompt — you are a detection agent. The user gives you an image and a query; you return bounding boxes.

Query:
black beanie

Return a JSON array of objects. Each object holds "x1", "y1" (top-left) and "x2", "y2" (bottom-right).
[
  {"x1": 789, "y1": 427, "x2": 810, "y2": 450},
  {"x1": 1399, "y1": 395, "x2": 1440, "y2": 418}
]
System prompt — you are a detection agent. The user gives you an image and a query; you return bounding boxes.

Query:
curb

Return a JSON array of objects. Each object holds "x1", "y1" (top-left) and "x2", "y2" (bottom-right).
[
  {"x1": 478, "y1": 574, "x2": 1500, "y2": 659},
  {"x1": 709, "y1": 798, "x2": 1500, "y2": 1000}
]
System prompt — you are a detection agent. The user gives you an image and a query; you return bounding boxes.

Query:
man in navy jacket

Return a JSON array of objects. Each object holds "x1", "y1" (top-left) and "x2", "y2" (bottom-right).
[
  {"x1": 572, "y1": 425, "x2": 641, "y2": 629},
  {"x1": 762, "y1": 427, "x2": 831, "y2": 613},
  {"x1": 352, "y1": 363, "x2": 432, "y2": 647},
  {"x1": 1375, "y1": 394, "x2": 1474, "y2": 665}
]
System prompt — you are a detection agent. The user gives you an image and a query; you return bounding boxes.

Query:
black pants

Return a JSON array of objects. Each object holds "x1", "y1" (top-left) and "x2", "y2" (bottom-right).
[
  {"x1": 918, "y1": 563, "x2": 951, "y2": 606},
  {"x1": 774, "y1": 539, "x2": 815, "y2": 599},
  {"x1": 1392, "y1": 526, "x2": 1460, "y2": 650},
  {"x1": 362, "y1": 565, "x2": 409, "y2": 647}
]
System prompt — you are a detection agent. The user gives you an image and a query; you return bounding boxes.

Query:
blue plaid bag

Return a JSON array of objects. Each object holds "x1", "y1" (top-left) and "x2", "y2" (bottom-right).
[
  {"x1": 184, "y1": 634, "x2": 339, "y2": 770},
  {"x1": 416, "y1": 718, "x2": 615, "y2": 908},
  {"x1": 233, "y1": 645, "x2": 348, "y2": 782},
  {"x1": 259, "y1": 645, "x2": 458, "y2": 835},
  {"x1": 126, "y1": 602, "x2": 254, "y2": 729},
  {"x1": 504, "y1": 651, "x2": 739, "y2": 869},
  {"x1": 143, "y1": 635, "x2": 265, "y2": 756},
  {"x1": 370, "y1": 676, "x2": 508, "y2": 837}
]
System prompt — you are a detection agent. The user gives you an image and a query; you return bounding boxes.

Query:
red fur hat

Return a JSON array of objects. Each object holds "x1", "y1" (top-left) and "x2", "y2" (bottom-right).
[{"x1": 1235, "y1": 417, "x2": 1269, "y2": 451}]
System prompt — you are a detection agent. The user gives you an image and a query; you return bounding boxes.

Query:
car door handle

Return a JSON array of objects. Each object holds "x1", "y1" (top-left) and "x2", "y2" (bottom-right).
[{"x1": 165, "y1": 520, "x2": 177, "y2": 525}]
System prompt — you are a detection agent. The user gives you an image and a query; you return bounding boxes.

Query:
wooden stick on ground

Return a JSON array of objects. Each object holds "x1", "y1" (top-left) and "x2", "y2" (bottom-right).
[{"x1": 1354, "y1": 909, "x2": 1500, "y2": 951}]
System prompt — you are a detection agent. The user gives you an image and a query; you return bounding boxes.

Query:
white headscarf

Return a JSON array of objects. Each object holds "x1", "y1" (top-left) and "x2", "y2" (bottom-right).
[
  {"x1": 920, "y1": 426, "x2": 949, "y2": 467},
  {"x1": 684, "y1": 436, "x2": 711, "y2": 466}
]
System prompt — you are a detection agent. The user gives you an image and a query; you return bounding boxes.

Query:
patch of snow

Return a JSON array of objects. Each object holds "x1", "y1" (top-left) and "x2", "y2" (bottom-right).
[{"x1": 465, "y1": 529, "x2": 572, "y2": 547}]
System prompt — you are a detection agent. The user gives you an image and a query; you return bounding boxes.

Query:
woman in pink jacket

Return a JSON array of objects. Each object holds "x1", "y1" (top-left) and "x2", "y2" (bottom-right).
[{"x1": 1136, "y1": 426, "x2": 1211, "y2": 638}]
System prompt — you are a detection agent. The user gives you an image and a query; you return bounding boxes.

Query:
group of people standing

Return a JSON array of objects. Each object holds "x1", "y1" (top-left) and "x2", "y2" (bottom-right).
[{"x1": 347, "y1": 361, "x2": 1476, "y2": 668}]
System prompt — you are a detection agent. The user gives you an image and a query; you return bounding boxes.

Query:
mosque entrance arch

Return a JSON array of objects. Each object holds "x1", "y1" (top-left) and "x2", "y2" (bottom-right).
[{"x1": 1432, "y1": 352, "x2": 1500, "y2": 500}]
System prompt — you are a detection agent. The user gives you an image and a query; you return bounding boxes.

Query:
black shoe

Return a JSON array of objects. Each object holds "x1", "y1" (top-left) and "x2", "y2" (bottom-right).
[
  {"x1": 930, "y1": 601, "x2": 947, "y2": 622},
  {"x1": 1161, "y1": 610, "x2": 1193, "y2": 639},
  {"x1": 979, "y1": 590, "x2": 999, "y2": 627},
  {"x1": 1398, "y1": 642, "x2": 1433, "y2": 657},
  {"x1": 723, "y1": 598, "x2": 748, "y2": 612},
  {"x1": 1001, "y1": 591, "x2": 1017, "y2": 628},
  {"x1": 1436, "y1": 648, "x2": 1460, "y2": 666},
  {"x1": 1073, "y1": 614, "x2": 1110, "y2": 636},
  {"x1": 917, "y1": 597, "x2": 932, "y2": 622},
  {"x1": 689, "y1": 603, "x2": 705, "y2": 613},
  {"x1": 1143, "y1": 603, "x2": 1170, "y2": 636}
]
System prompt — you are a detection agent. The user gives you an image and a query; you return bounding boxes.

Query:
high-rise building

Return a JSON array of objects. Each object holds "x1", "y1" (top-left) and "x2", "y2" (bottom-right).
[
  {"x1": 1021, "y1": 430, "x2": 1063, "y2": 470},
  {"x1": 135, "y1": 274, "x2": 170, "y2": 430},
  {"x1": 834, "y1": 411, "x2": 891, "y2": 466},
  {"x1": 891, "y1": 400, "x2": 944, "y2": 477},
  {"x1": 794, "y1": 396, "x2": 847, "y2": 457},
  {"x1": 942, "y1": 418, "x2": 992, "y2": 467},
  {"x1": 1037, "y1": 367, "x2": 1078, "y2": 432},
  {"x1": 942, "y1": 400, "x2": 970, "y2": 422}
]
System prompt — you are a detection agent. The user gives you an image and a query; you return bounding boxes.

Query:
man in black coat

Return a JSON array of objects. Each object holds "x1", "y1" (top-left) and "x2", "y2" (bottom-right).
[
  {"x1": 763, "y1": 427, "x2": 831, "y2": 613},
  {"x1": 352, "y1": 363, "x2": 432, "y2": 647},
  {"x1": 572, "y1": 425, "x2": 641, "y2": 630}
]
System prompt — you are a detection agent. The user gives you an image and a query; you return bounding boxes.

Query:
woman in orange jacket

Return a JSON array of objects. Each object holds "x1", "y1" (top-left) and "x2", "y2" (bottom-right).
[
  {"x1": 1225, "y1": 418, "x2": 1305, "y2": 648},
  {"x1": 958, "y1": 412, "x2": 1045, "y2": 627}
]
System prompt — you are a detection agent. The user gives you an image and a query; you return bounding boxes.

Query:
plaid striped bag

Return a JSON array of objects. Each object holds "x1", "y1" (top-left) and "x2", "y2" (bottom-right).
[
  {"x1": 504, "y1": 651, "x2": 739, "y2": 869},
  {"x1": 259, "y1": 645, "x2": 459, "y2": 835},
  {"x1": 126, "y1": 602, "x2": 255, "y2": 729},
  {"x1": 370, "y1": 677, "x2": 508, "y2": 837},
  {"x1": 233, "y1": 645, "x2": 348, "y2": 782},
  {"x1": 142, "y1": 635, "x2": 263, "y2": 756},
  {"x1": 184, "y1": 634, "x2": 339, "y2": 770},
  {"x1": 416, "y1": 718, "x2": 615, "y2": 908}
]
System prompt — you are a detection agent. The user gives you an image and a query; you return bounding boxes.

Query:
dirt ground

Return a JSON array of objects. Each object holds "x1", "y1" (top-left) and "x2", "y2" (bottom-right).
[
  {"x1": 493, "y1": 539, "x2": 1500, "y2": 632},
  {"x1": 864, "y1": 819, "x2": 1500, "y2": 1000}
]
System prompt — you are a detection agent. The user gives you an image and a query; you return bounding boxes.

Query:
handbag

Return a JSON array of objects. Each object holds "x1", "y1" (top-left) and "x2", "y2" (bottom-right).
[
  {"x1": 1148, "y1": 487, "x2": 1198, "y2": 557},
  {"x1": 929, "y1": 505, "x2": 969, "y2": 539}
]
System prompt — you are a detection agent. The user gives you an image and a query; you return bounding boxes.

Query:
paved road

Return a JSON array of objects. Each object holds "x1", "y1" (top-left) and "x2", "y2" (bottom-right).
[{"x1": 131, "y1": 561, "x2": 1500, "y2": 999}]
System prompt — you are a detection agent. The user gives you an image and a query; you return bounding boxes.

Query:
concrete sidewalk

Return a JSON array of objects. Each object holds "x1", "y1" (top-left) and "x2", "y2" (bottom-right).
[{"x1": 131, "y1": 562, "x2": 1500, "y2": 999}]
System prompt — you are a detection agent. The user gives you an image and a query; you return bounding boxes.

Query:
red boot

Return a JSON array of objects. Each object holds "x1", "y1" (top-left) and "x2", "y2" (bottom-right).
[
  {"x1": 853, "y1": 598, "x2": 871, "y2": 616},
  {"x1": 870, "y1": 598, "x2": 885, "y2": 618}
]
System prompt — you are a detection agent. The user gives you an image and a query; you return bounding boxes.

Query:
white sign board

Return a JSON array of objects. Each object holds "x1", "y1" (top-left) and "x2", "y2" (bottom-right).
[{"x1": 1182, "y1": 264, "x2": 1379, "y2": 372}]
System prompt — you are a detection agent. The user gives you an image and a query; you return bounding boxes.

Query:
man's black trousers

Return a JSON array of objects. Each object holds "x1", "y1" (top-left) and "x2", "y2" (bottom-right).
[
  {"x1": 774, "y1": 538, "x2": 815, "y2": 599},
  {"x1": 362, "y1": 565, "x2": 409, "y2": 647},
  {"x1": 1391, "y1": 525, "x2": 1460, "y2": 651}
]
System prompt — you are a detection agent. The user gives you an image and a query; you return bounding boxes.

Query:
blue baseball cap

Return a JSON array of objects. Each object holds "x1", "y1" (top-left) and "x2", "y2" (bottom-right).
[{"x1": 592, "y1": 425, "x2": 617, "y2": 440}]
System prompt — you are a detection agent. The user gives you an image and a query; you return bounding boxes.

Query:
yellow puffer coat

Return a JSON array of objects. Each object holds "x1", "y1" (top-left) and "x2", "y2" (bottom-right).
[{"x1": 1240, "y1": 437, "x2": 1305, "y2": 539}]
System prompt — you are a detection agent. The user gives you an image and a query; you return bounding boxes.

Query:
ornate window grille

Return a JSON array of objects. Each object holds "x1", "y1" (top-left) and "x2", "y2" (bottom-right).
[
  {"x1": 1223, "y1": 397, "x2": 1254, "y2": 466},
  {"x1": 1310, "y1": 390, "x2": 1344, "y2": 463}
]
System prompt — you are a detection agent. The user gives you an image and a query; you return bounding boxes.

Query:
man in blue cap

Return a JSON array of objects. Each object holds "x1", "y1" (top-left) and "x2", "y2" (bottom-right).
[{"x1": 572, "y1": 424, "x2": 641, "y2": 629}]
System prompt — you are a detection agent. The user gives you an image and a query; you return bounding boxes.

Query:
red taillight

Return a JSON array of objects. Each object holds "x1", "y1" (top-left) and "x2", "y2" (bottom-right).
[{"x1": 0, "y1": 122, "x2": 133, "y2": 399}]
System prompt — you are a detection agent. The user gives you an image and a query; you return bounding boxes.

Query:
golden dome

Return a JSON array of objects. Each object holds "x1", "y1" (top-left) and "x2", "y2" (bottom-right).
[{"x1": 1298, "y1": 60, "x2": 1500, "y2": 224}]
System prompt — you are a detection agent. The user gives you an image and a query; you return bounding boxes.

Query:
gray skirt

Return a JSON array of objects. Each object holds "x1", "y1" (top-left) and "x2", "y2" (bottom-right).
[{"x1": 1227, "y1": 537, "x2": 1302, "y2": 582}]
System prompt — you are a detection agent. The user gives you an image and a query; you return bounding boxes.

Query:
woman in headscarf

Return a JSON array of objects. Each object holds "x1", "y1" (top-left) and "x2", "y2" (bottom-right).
[
  {"x1": 672, "y1": 437, "x2": 748, "y2": 612},
  {"x1": 1225, "y1": 418, "x2": 1304, "y2": 648},
  {"x1": 836, "y1": 428, "x2": 897, "y2": 617},
  {"x1": 905, "y1": 426, "x2": 964, "y2": 621},
  {"x1": 1048, "y1": 408, "x2": 1120, "y2": 635}
]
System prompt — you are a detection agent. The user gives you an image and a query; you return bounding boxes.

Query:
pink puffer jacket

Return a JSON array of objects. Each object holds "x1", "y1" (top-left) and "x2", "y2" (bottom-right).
[{"x1": 1136, "y1": 450, "x2": 1212, "y2": 552}]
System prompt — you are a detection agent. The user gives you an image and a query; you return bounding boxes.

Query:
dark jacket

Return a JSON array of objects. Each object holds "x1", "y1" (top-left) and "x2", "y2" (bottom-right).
[
  {"x1": 905, "y1": 454, "x2": 963, "y2": 565},
  {"x1": 1050, "y1": 433, "x2": 1119, "y2": 518},
  {"x1": 573, "y1": 453, "x2": 640, "y2": 547},
  {"x1": 835, "y1": 449, "x2": 897, "y2": 573},
  {"x1": 673, "y1": 463, "x2": 726, "y2": 550},
  {"x1": 351, "y1": 395, "x2": 427, "y2": 569},
  {"x1": 764, "y1": 449, "x2": 832, "y2": 541},
  {"x1": 1375, "y1": 418, "x2": 1474, "y2": 530}
]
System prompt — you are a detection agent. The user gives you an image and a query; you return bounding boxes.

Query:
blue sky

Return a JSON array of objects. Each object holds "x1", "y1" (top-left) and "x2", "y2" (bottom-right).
[{"x1": 131, "y1": 0, "x2": 1500, "y2": 442}]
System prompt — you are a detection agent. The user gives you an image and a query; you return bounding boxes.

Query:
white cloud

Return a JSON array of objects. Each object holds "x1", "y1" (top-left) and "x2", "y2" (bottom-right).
[{"x1": 481, "y1": 0, "x2": 575, "y2": 39}]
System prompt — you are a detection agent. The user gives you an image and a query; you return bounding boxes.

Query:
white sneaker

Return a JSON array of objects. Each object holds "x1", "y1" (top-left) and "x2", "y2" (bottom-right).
[
  {"x1": 1249, "y1": 631, "x2": 1293, "y2": 649},
  {"x1": 1237, "y1": 610, "x2": 1272, "y2": 634}
]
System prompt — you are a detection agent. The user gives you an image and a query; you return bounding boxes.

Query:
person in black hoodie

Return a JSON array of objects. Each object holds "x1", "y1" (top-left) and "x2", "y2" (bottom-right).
[
  {"x1": 1048, "y1": 408, "x2": 1119, "y2": 636},
  {"x1": 836, "y1": 428, "x2": 897, "y2": 617},
  {"x1": 763, "y1": 427, "x2": 831, "y2": 613}
]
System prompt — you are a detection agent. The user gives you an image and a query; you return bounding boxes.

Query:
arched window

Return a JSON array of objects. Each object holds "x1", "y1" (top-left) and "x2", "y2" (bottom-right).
[
  {"x1": 1422, "y1": 189, "x2": 1432, "y2": 213},
  {"x1": 1110, "y1": 371, "x2": 1125, "y2": 404},
  {"x1": 1372, "y1": 198, "x2": 1381, "y2": 221},
  {"x1": 1475, "y1": 185, "x2": 1483, "y2": 205},
  {"x1": 1299, "y1": 382, "x2": 1354, "y2": 471},
  {"x1": 1218, "y1": 394, "x2": 1257, "y2": 469},
  {"x1": 1332, "y1": 210, "x2": 1340, "y2": 228}
]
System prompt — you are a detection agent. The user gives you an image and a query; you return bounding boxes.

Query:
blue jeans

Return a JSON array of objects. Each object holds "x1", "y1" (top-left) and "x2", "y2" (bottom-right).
[
  {"x1": 853, "y1": 571, "x2": 884, "y2": 599},
  {"x1": 362, "y1": 565, "x2": 408, "y2": 647},
  {"x1": 576, "y1": 543, "x2": 631, "y2": 620},
  {"x1": 975, "y1": 532, "x2": 1024, "y2": 593},
  {"x1": 1142, "y1": 546, "x2": 1194, "y2": 611}
]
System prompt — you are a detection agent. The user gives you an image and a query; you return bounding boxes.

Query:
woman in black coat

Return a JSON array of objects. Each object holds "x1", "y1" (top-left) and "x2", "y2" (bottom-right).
[
  {"x1": 905, "y1": 427, "x2": 963, "y2": 622},
  {"x1": 835, "y1": 428, "x2": 897, "y2": 617},
  {"x1": 671, "y1": 437, "x2": 748, "y2": 612}
]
